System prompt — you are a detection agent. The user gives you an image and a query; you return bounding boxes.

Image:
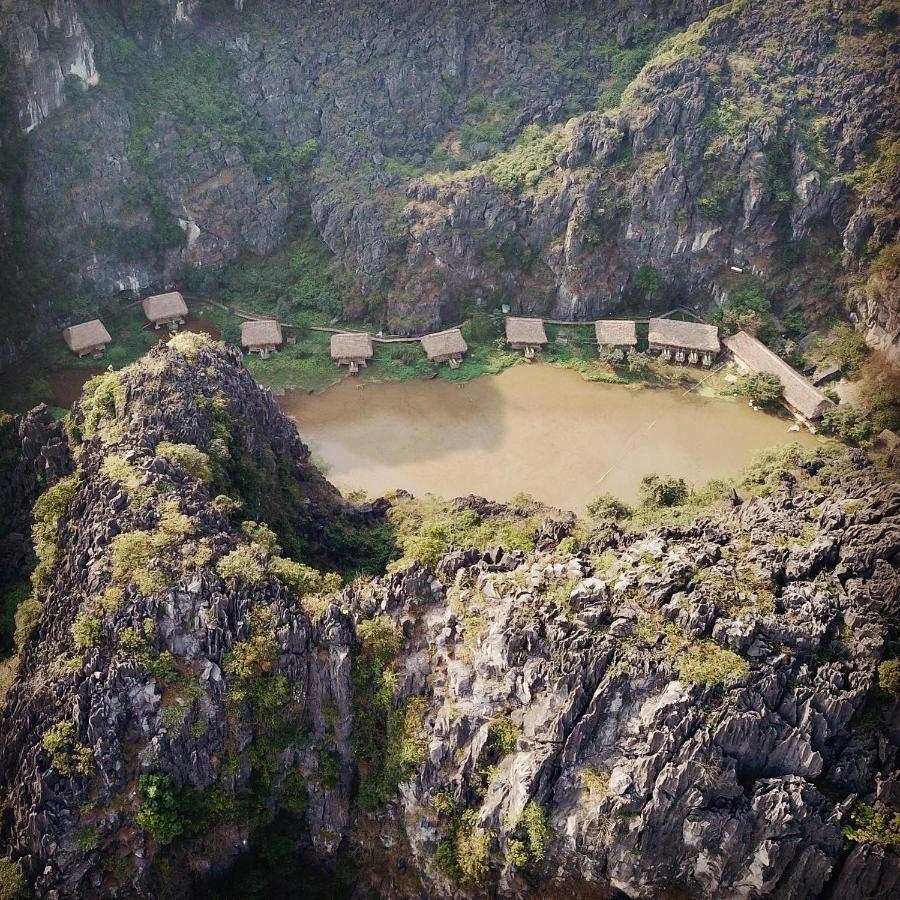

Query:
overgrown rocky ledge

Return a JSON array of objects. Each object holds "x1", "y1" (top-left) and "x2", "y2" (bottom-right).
[{"x1": 0, "y1": 336, "x2": 897, "y2": 898}]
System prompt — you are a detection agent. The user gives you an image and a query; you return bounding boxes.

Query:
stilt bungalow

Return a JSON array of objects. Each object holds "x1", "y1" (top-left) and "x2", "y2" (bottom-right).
[
  {"x1": 62, "y1": 319, "x2": 112, "y2": 358},
  {"x1": 595, "y1": 320, "x2": 638, "y2": 351},
  {"x1": 331, "y1": 332, "x2": 374, "y2": 374},
  {"x1": 421, "y1": 328, "x2": 468, "y2": 368},
  {"x1": 241, "y1": 319, "x2": 283, "y2": 359},
  {"x1": 142, "y1": 291, "x2": 188, "y2": 331},
  {"x1": 648, "y1": 318, "x2": 719, "y2": 366},
  {"x1": 724, "y1": 330, "x2": 832, "y2": 425},
  {"x1": 505, "y1": 317, "x2": 547, "y2": 357}
]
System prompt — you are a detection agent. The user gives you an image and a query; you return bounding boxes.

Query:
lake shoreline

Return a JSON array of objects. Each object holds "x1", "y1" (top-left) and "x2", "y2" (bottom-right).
[{"x1": 278, "y1": 362, "x2": 823, "y2": 511}]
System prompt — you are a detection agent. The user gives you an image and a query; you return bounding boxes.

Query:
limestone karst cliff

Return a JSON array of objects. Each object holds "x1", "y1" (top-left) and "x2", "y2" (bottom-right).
[
  {"x1": 0, "y1": 334, "x2": 897, "y2": 898},
  {"x1": 0, "y1": 0, "x2": 897, "y2": 366}
]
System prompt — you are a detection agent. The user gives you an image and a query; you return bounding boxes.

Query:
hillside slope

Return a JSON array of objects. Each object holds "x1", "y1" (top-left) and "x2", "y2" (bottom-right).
[
  {"x1": 0, "y1": 335, "x2": 897, "y2": 898},
  {"x1": 0, "y1": 0, "x2": 897, "y2": 364}
]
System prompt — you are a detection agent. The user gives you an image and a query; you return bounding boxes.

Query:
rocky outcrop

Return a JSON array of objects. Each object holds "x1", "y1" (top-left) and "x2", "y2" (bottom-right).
[
  {"x1": 0, "y1": 405, "x2": 72, "y2": 598},
  {"x1": 0, "y1": 339, "x2": 896, "y2": 898},
  {"x1": 342, "y1": 468, "x2": 899, "y2": 899}
]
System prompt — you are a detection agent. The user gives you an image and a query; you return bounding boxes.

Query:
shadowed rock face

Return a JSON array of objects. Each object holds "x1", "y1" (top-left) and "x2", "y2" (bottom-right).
[
  {"x1": 1, "y1": 0, "x2": 897, "y2": 361},
  {"x1": 0, "y1": 340, "x2": 897, "y2": 898}
]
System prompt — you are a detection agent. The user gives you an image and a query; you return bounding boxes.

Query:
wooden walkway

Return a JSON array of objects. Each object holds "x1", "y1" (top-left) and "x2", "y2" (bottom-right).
[{"x1": 180, "y1": 292, "x2": 708, "y2": 350}]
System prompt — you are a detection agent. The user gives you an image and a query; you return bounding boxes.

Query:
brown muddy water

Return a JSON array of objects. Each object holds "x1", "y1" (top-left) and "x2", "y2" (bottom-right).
[{"x1": 279, "y1": 363, "x2": 822, "y2": 510}]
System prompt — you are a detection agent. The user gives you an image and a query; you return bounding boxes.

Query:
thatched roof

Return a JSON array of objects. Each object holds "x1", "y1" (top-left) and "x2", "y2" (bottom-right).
[
  {"x1": 241, "y1": 318, "x2": 283, "y2": 348},
  {"x1": 331, "y1": 332, "x2": 373, "y2": 360},
  {"x1": 505, "y1": 317, "x2": 547, "y2": 346},
  {"x1": 142, "y1": 291, "x2": 188, "y2": 323},
  {"x1": 421, "y1": 328, "x2": 468, "y2": 359},
  {"x1": 595, "y1": 319, "x2": 637, "y2": 346},
  {"x1": 62, "y1": 319, "x2": 111, "y2": 352},
  {"x1": 648, "y1": 317, "x2": 719, "y2": 353},
  {"x1": 724, "y1": 330, "x2": 833, "y2": 420}
]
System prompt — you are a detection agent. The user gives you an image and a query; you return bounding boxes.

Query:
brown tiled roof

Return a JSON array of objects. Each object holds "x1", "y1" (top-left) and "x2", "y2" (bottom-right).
[
  {"x1": 62, "y1": 319, "x2": 111, "y2": 352},
  {"x1": 241, "y1": 318, "x2": 283, "y2": 348},
  {"x1": 142, "y1": 291, "x2": 188, "y2": 323},
  {"x1": 505, "y1": 317, "x2": 548, "y2": 345},
  {"x1": 724, "y1": 330, "x2": 833, "y2": 420},
  {"x1": 421, "y1": 328, "x2": 468, "y2": 359},
  {"x1": 330, "y1": 332, "x2": 374, "y2": 360},
  {"x1": 595, "y1": 319, "x2": 638, "y2": 346},
  {"x1": 648, "y1": 317, "x2": 720, "y2": 353}
]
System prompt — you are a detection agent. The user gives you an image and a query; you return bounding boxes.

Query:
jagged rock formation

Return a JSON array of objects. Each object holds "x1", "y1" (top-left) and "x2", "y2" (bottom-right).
[
  {"x1": 0, "y1": 338, "x2": 897, "y2": 898},
  {"x1": 0, "y1": 405, "x2": 73, "y2": 583},
  {"x1": 0, "y1": 0, "x2": 897, "y2": 362}
]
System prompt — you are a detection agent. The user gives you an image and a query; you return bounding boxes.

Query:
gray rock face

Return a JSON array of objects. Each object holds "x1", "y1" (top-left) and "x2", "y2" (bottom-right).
[
  {"x1": 1, "y1": 0, "x2": 897, "y2": 355},
  {"x1": 0, "y1": 406, "x2": 73, "y2": 593}
]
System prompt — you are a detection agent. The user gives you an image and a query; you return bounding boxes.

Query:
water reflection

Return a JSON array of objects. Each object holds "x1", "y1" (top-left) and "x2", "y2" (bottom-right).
[{"x1": 279, "y1": 364, "x2": 822, "y2": 510}]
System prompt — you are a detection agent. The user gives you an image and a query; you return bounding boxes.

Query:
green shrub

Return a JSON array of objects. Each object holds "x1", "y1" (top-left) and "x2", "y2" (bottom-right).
[
  {"x1": 0, "y1": 857, "x2": 26, "y2": 900},
  {"x1": 627, "y1": 351, "x2": 651, "y2": 376},
  {"x1": 510, "y1": 802, "x2": 553, "y2": 865},
  {"x1": 167, "y1": 331, "x2": 213, "y2": 359},
  {"x1": 118, "y1": 620, "x2": 177, "y2": 683},
  {"x1": 638, "y1": 474, "x2": 689, "y2": 509},
  {"x1": 155, "y1": 442, "x2": 213, "y2": 483},
  {"x1": 633, "y1": 266, "x2": 661, "y2": 294},
  {"x1": 136, "y1": 774, "x2": 183, "y2": 845},
  {"x1": 241, "y1": 521, "x2": 281, "y2": 555},
  {"x1": 267, "y1": 556, "x2": 341, "y2": 597},
  {"x1": 739, "y1": 372, "x2": 783, "y2": 407},
  {"x1": 352, "y1": 617, "x2": 426, "y2": 809},
  {"x1": 820, "y1": 406, "x2": 875, "y2": 446},
  {"x1": 713, "y1": 285, "x2": 778, "y2": 342},
  {"x1": 455, "y1": 809, "x2": 491, "y2": 884},
  {"x1": 110, "y1": 500, "x2": 192, "y2": 593},
  {"x1": 73, "y1": 826, "x2": 101, "y2": 851},
  {"x1": 80, "y1": 371, "x2": 122, "y2": 438},
  {"x1": 843, "y1": 803, "x2": 900, "y2": 848},
  {"x1": 101, "y1": 455, "x2": 143, "y2": 493},
  {"x1": 281, "y1": 771, "x2": 309, "y2": 813},
  {"x1": 586, "y1": 494, "x2": 633, "y2": 521},
  {"x1": 488, "y1": 717, "x2": 521, "y2": 756},
  {"x1": 479, "y1": 123, "x2": 568, "y2": 193},
  {"x1": 216, "y1": 546, "x2": 265, "y2": 584},
  {"x1": 42, "y1": 720, "x2": 93, "y2": 775},
  {"x1": 31, "y1": 474, "x2": 81, "y2": 589},
  {"x1": 13, "y1": 597, "x2": 43, "y2": 651},
  {"x1": 878, "y1": 659, "x2": 900, "y2": 697},
  {"x1": 675, "y1": 640, "x2": 749, "y2": 685},
  {"x1": 818, "y1": 324, "x2": 869, "y2": 376},
  {"x1": 71, "y1": 613, "x2": 103, "y2": 651},
  {"x1": 581, "y1": 766, "x2": 610, "y2": 797}
]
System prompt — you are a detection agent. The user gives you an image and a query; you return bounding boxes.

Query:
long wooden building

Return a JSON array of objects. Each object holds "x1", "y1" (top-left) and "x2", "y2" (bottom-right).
[{"x1": 724, "y1": 330, "x2": 833, "y2": 423}]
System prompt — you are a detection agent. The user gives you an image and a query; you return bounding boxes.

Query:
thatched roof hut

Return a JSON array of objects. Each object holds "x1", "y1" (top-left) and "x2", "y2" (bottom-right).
[
  {"x1": 142, "y1": 291, "x2": 188, "y2": 328},
  {"x1": 505, "y1": 317, "x2": 547, "y2": 348},
  {"x1": 331, "y1": 332, "x2": 374, "y2": 368},
  {"x1": 421, "y1": 328, "x2": 468, "y2": 364},
  {"x1": 241, "y1": 319, "x2": 283, "y2": 357},
  {"x1": 724, "y1": 330, "x2": 833, "y2": 422},
  {"x1": 648, "y1": 318, "x2": 720, "y2": 354},
  {"x1": 62, "y1": 319, "x2": 111, "y2": 357},
  {"x1": 595, "y1": 320, "x2": 637, "y2": 347}
]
